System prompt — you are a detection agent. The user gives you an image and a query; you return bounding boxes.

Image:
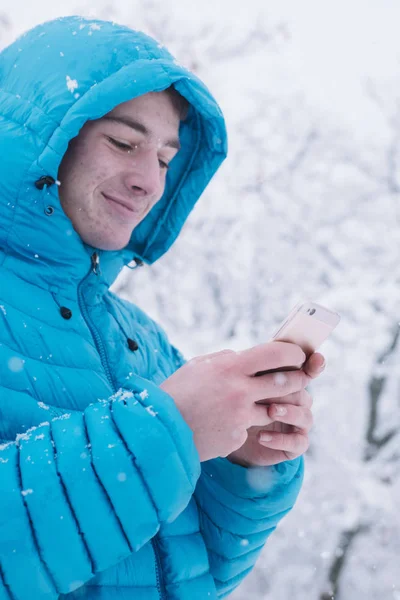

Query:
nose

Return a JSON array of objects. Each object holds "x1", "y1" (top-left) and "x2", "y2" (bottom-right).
[{"x1": 123, "y1": 148, "x2": 163, "y2": 199}]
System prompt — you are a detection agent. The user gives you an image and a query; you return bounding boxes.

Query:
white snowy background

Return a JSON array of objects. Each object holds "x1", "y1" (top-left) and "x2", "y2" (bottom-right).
[{"x1": 1, "y1": 1, "x2": 400, "y2": 599}]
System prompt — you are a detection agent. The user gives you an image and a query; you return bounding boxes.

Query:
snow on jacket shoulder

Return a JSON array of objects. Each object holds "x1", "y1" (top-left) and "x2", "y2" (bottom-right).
[{"x1": 0, "y1": 16, "x2": 304, "y2": 600}]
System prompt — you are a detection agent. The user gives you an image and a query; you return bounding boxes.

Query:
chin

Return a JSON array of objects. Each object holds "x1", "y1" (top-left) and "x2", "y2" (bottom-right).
[
  {"x1": 98, "y1": 240, "x2": 130, "y2": 251},
  {"x1": 82, "y1": 233, "x2": 131, "y2": 252}
]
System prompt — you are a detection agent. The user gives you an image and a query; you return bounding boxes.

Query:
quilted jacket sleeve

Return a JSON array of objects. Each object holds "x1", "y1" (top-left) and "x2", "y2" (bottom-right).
[
  {"x1": 0, "y1": 380, "x2": 200, "y2": 600},
  {"x1": 163, "y1": 340, "x2": 305, "y2": 597},
  {"x1": 195, "y1": 455, "x2": 304, "y2": 597}
]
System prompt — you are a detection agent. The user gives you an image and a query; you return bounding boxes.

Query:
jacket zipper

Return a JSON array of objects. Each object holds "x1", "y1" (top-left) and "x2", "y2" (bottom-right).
[
  {"x1": 77, "y1": 252, "x2": 116, "y2": 392},
  {"x1": 78, "y1": 252, "x2": 165, "y2": 599},
  {"x1": 152, "y1": 538, "x2": 166, "y2": 600}
]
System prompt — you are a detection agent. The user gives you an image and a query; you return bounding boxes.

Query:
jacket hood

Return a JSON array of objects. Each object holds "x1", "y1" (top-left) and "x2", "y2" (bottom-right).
[{"x1": 0, "y1": 16, "x2": 227, "y2": 296}]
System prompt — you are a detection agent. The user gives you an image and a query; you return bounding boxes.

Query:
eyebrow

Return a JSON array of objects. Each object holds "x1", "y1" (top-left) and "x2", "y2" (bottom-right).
[{"x1": 102, "y1": 115, "x2": 181, "y2": 150}]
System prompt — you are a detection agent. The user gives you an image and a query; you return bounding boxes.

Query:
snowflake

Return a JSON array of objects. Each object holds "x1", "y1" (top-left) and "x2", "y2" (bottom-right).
[
  {"x1": 146, "y1": 405, "x2": 157, "y2": 417},
  {"x1": 66, "y1": 75, "x2": 79, "y2": 93}
]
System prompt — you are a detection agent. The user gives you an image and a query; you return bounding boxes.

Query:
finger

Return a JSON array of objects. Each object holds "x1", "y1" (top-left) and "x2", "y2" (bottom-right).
[
  {"x1": 257, "y1": 389, "x2": 313, "y2": 408},
  {"x1": 258, "y1": 430, "x2": 309, "y2": 458},
  {"x1": 303, "y1": 352, "x2": 325, "y2": 379},
  {"x1": 238, "y1": 341, "x2": 306, "y2": 376},
  {"x1": 248, "y1": 404, "x2": 276, "y2": 428},
  {"x1": 250, "y1": 368, "x2": 311, "y2": 403},
  {"x1": 267, "y1": 404, "x2": 313, "y2": 432}
]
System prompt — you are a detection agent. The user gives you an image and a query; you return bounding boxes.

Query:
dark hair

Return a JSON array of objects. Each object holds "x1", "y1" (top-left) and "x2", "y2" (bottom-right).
[{"x1": 164, "y1": 86, "x2": 190, "y2": 121}]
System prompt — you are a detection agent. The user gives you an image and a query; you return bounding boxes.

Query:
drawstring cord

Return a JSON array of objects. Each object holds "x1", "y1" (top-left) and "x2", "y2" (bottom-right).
[
  {"x1": 126, "y1": 257, "x2": 144, "y2": 270},
  {"x1": 34, "y1": 175, "x2": 56, "y2": 216}
]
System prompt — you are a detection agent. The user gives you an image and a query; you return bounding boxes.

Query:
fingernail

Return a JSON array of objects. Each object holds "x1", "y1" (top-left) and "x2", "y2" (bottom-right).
[
  {"x1": 260, "y1": 433, "x2": 273, "y2": 442},
  {"x1": 319, "y1": 359, "x2": 326, "y2": 371},
  {"x1": 273, "y1": 372, "x2": 287, "y2": 386},
  {"x1": 274, "y1": 405, "x2": 287, "y2": 416}
]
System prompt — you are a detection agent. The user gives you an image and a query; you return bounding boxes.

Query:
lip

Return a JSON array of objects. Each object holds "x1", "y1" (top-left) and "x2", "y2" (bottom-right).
[
  {"x1": 102, "y1": 192, "x2": 137, "y2": 213},
  {"x1": 102, "y1": 193, "x2": 147, "y2": 221}
]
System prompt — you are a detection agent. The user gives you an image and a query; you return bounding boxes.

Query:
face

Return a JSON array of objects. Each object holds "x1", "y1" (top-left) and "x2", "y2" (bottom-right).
[{"x1": 58, "y1": 91, "x2": 181, "y2": 250}]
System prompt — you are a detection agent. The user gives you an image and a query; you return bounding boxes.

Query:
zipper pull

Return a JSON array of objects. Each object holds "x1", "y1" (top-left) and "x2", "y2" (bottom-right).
[{"x1": 91, "y1": 252, "x2": 100, "y2": 275}]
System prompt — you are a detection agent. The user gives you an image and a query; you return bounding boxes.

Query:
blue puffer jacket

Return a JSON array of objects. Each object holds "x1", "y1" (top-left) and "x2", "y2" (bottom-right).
[{"x1": 0, "y1": 16, "x2": 304, "y2": 600}]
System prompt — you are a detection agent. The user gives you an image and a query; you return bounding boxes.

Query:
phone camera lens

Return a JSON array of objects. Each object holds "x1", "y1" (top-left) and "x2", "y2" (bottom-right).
[{"x1": 309, "y1": 308, "x2": 316, "y2": 316}]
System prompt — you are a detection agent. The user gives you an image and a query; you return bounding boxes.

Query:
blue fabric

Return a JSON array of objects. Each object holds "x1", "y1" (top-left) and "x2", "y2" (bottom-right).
[{"x1": 0, "y1": 15, "x2": 304, "y2": 599}]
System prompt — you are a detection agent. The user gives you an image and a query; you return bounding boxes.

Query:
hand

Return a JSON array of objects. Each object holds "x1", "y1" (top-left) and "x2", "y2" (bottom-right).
[
  {"x1": 227, "y1": 352, "x2": 325, "y2": 467},
  {"x1": 160, "y1": 342, "x2": 309, "y2": 462}
]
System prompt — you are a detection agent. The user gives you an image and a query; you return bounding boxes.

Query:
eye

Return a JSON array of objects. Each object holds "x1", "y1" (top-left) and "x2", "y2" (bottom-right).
[
  {"x1": 106, "y1": 136, "x2": 133, "y2": 152},
  {"x1": 158, "y1": 159, "x2": 170, "y2": 170}
]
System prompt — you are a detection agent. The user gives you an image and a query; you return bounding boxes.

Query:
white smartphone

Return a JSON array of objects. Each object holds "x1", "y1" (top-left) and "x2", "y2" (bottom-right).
[
  {"x1": 256, "y1": 301, "x2": 341, "y2": 376},
  {"x1": 272, "y1": 301, "x2": 340, "y2": 356}
]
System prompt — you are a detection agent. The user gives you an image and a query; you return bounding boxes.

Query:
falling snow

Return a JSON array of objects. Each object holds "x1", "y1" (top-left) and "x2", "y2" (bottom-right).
[
  {"x1": 0, "y1": 4, "x2": 399, "y2": 599},
  {"x1": 66, "y1": 75, "x2": 78, "y2": 93}
]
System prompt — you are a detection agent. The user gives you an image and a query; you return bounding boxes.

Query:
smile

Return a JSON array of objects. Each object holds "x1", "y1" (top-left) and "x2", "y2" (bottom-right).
[{"x1": 102, "y1": 193, "x2": 143, "y2": 217}]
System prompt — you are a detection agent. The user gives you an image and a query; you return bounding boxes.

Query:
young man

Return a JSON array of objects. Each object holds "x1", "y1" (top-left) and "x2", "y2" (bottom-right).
[{"x1": 0, "y1": 16, "x2": 324, "y2": 599}]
